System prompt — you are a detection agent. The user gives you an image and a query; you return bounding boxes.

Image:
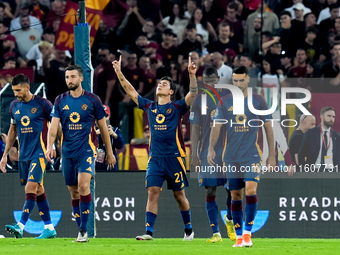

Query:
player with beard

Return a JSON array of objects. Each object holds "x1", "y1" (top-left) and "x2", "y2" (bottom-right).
[
  {"x1": 45, "y1": 65, "x2": 116, "y2": 242},
  {"x1": 298, "y1": 107, "x2": 340, "y2": 171},
  {"x1": 0, "y1": 74, "x2": 57, "y2": 239},
  {"x1": 112, "y1": 55, "x2": 198, "y2": 241}
]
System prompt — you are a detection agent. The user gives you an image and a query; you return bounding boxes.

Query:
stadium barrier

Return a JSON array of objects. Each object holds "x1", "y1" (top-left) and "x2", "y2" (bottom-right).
[{"x1": 0, "y1": 172, "x2": 339, "y2": 238}]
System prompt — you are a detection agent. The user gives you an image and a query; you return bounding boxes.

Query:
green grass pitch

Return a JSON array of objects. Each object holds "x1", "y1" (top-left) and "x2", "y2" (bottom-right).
[{"x1": 0, "y1": 238, "x2": 339, "y2": 255}]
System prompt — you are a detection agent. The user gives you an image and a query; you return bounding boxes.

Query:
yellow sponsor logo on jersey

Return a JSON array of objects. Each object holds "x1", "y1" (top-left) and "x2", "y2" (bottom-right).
[
  {"x1": 156, "y1": 114, "x2": 165, "y2": 124},
  {"x1": 70, "y1": 112, "x2": 80, "y2": 123},
  {"x1": 21, "y1": 116, "x2": 30, "y2": 126},
  {"x1": 151, "y1": 109, "x2": 157, "y2": 113},
  {"x1": 235, "y1": 114, "x2": 247, "y2": 124},
  {"x1": 63, "y1": 105, "x2": 69, "y2": 110},
  {"x1": 15, "y1": 110, "x2": 20, "y2": 114}
]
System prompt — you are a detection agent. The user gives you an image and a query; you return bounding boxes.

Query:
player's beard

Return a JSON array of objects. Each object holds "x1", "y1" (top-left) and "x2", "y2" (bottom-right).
[{"x1": 67, "y1": 83, "x2": 80, "y2": 91}]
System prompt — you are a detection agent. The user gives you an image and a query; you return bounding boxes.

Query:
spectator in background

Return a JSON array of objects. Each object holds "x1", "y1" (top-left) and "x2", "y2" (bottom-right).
[
  {"x1": 168, "y1": 60, "x2": 184, "y2": 100},
  {"x1": 12, "y1": 15, "x2": 41, "y2": 58},
  {"x1": 45, "y1": 0, "x2": 64, "y2": 28},
  {"x1": 289, "y1": 114, "x2": 316, "y2": 166},
  {"x1": 116, "y1": 0, "x2": 147, "y2": 49},
  {"x1": 129, "y1": 33, "x2": 149, "y2": 59},
  {"x1": 93, "y1": 46, "x2": 116, "y2": 105},
  {"x1": 244, "y1": 0, "x2": 280, "y2": 56},
  {"x1": 239, "y1": 54, "x2": 260, "y2": 89},
  {"x1": 186, "y1": 7, "x2": 217, "y2": 46},
  {"x1": 139, "y1": 55, "x2": 157, "y2": 100},
  {"x1": 92, "y1": 20, "x2": 118, "y2": 58},
  {"x1": 157, "y1": 3, "x2": 188, "y2": 40},
  {"x1": 280, "y1": 50, "x2": 293, "y2": 76},
  {"x1": 131, "y1": 125, "x2": 150, "y2": 145},
  {"x1": 0, "y1": 2, "x2": 12, "y2": 27},
  {"x1": 288, "y1": 48, "x2": 308, "y2": 80},
  {"x1": 96, "y1": 105, "x2": 124, "y2": 171},
  {"x1": 317, "y1": 0, "x2": 339, "y2": 24},
  {"x1": 156, "y1": 28, "x2": 179, "y2": 67},
  {"x1": 1, "y1": 34, "x2": 26, "y2": 67},
  {"x1": 219, "y1": 1, "x2": 244, "y2": 47},
  {"x1": 43, "y1": 47, "x2": 69, "y2": 103},
  {"x1": 300, "y1": 26, "x2": 319, "y2": 62},
  {"x1": 26, "y1": 27, "x2": 55, "y2": 75},
  {"x1": 206, "y1": 22, "x2": 239, "y2": 55},
  {"x1": 10, "y1": 3, "x2": 43, "y2": 35},
  {"x1": 28, "y1": 0, "x2": 49, "y2": 21},
  {"x1": 285, "y1": 0, "x2": 311, "y2": 19},
  {"x1": 319, "y1": 3, "x2": 339, "y2": 45},
  {"x1": 185, "y1": 0, "x2": 197, "y2": 19},
  {"x1": 209, "y1": 51, "x2": 232, "y2": 85},
  {"x1": 150, "y1": 54, "x2": 169, "y2": 80},
  {"x1": 202, "y1": 0, "x2": 219, "y2": 29},
  {"x1": 142, "y1": 19, "x2": 162, "y2": 43},
  {"x1": 178, "y1": 24, "x2": 202, "y2": 64},
  {"x1": 2, "y1": 55, "x2": 16, "y2": 69},
  {"x1": 304, "y1": 12, "x2": 317, "y2": 29},
  {"x1": 143, "y1": 41, "x2": 158, "y2": 58},
  {"x1": 0, "y1": 20, "x2": 9, "y2": 40}
]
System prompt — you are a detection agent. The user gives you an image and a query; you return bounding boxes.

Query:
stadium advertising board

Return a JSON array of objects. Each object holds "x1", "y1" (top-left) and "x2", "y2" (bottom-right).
[{"x1": 0, "y1": 172, "x2": 339, "y2": 238}]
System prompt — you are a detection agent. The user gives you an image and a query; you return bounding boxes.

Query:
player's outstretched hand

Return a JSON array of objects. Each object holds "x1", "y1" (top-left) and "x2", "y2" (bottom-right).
[
  {"x1": 0, "y1": 157, "x2": 7, "y2": 173},
  {"x1": 191, "y1": 155, "x2": 201, "y2": 169},
  {"x1": 107, "y1": 153, "x2": 116, "y2": 170},
  {"x1": 207, "y1": 149, "x2": 216, "y2": 166},
  {"x1": 112, "y1": 55, "x2": 122, "y2": 73},
  {"x1": 187, "y1": 56, "x2": 197, "y2": 75},
  {"x1": 45, "y1": 147, "x2": 55, "y2": 163},
  {"x1": 287, "y1": 164, "x2": 295, "y2": 177}
]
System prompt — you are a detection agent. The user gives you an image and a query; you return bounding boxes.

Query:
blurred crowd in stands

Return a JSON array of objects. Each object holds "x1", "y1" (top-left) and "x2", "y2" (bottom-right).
[{"x1": 1, "y1": 0, "x2": 340, "y2": 170}]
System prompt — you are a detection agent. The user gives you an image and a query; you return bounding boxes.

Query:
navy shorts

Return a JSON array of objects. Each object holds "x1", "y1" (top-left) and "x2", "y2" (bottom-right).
[
  {"x1": 198, "y1": 158, "x2": 226, "y2": 187},
  {"x1": 224, "y1": 160, "x2": 262, "y2": 191},
  {"x1": 61, "y1": 153, "x2": 95, "y2": 185},
  {"x1": 145, "y1": 157, "x2": 188, "y2": 191},
  {"x1": 18, "y1": 158, "x2": 46, "y2": 186}
]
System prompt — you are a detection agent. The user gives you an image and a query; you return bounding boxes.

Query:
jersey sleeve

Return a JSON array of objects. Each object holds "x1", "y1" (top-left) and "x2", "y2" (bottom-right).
[
  {"x1": 175, "y1": 98, "x2": 189, "y2": 115},
  {"x1": 212, "y1": 101, "x2": 226, "y2": 121},
  {"x1": 189, "y1": 96, "x2": 201, "y2": 125},
  {"x1": 138, "y1": 95, "x2": 153, "y2": 111},
  {"x1": 9, "y1": 102, "x2": 16, "y2": 125},
  {"x1": 42, "y1": 99, "x2": 53, "y2": 121},
  {"x1": 51, "y1": 98, "x2": 61, "y2": 119},
  {"x1": 94, "y1": 96, "x2": 106, "y2": 120}
]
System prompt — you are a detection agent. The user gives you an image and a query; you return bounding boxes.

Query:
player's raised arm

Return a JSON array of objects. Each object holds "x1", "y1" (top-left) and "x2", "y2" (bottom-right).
[
  {"x1": 185, "y1": 56, "x2": 198, "y2": 107},
  {"x1": 112, "y1": 55, "x2": 139, "y2": 105},
  {"x1": 96, "y1": 118, "x2": 116, "y2": 169},
  {"x1": 46, "y1": 117, "x2": 60, "y2": 163},
  {"x1": 207, "y1": 122, "x2": 223, "y2": 166},
  {"x1": 0, "y1": 124, "x2": 17, "y2": 173}
]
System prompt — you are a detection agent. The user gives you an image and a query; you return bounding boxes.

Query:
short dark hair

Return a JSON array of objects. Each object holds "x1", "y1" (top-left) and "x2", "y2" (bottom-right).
[
  {"x1": 11, "y1": 74, "x2": 30, "y2": 86},
  {"x1": 160, "y1": 76, "x2": 176, "y2": 93},
  {"x1": 279, "y1": 10, "x2": 291, "y2": 18},
  {"x1": 65, "y1": 64, "x2": 83, "y2": 77},
  {"x1": 329, "y1": 3, "x2": 339, "y2": 11},
  {"x1": 232, "y1": 66, "x2": 248, "y2": 75},
  {"x1": 305, "y1": 26, "x2": 318, "y2": 35},
  {"x1": 227, "y1": 2, "x2": 238, "y2": 11},
  {"x1": 186, "y1": 23, "x2": 196, "y2": 31},
  {"x1": 320, "y1": 107, "x2": 335, "y2": 115},
  {"x1": 203, "y1": 66, "x2": 218, "y2": 77}
]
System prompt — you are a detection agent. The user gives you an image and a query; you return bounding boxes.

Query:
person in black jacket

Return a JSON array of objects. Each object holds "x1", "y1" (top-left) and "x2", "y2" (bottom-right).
[{"x1": 298, "y1": 107, "x2": 340, "y2": 171}]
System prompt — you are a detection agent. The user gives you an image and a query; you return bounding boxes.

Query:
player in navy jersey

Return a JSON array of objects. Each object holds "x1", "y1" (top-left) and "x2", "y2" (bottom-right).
[
  {"x1": 0, "y1": 74, "x2": 57, "y2": 239},
  {"x1": 45, "y1": 65, "x2": 116, "y2": 242},
  {"x1": 208, "y1": 66, "x2": 276, "y2": 247},
  {"x1": 190, "y1": 67, "x2": 236, "y2": 243},
  {"x1": 112, "y1": 55, "x2": 197, "y2": 241}
]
